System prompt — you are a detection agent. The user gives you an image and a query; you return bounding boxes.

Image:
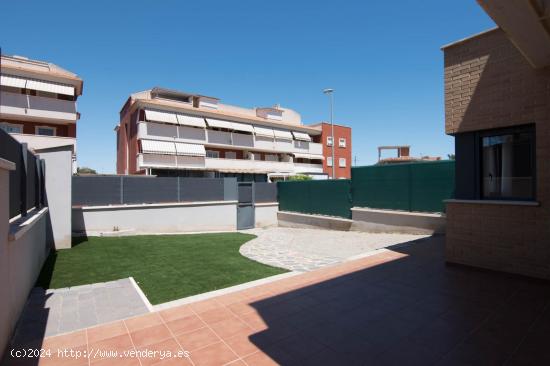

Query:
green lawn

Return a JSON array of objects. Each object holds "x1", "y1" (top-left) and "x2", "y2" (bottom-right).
[{"x1": 36, "y1": 233, "x2": 287, "y2": 305}]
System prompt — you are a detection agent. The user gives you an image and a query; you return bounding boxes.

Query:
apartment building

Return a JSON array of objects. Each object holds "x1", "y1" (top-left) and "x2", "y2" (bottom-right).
[
  {"x1": 115, "y1": 87, "x2": 352, "y2": 181},
  {"x1": 0, "y1": 54, "x2": 83, "y2": 172},
  {"x1": 309, "y1": 122, "x2": 351, "y2": 179},
  {"x1": 443, "y1": 0, "x2": 550, "y2": 279}
]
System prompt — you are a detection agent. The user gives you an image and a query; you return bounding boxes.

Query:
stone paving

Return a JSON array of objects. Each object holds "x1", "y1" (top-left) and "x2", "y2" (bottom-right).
[
  {"x1": 240, "y1": 227, "x2": 429, "y2": 271},
  {"x1": 10, "y1": 278, "x2": 150, "y2": 348}
]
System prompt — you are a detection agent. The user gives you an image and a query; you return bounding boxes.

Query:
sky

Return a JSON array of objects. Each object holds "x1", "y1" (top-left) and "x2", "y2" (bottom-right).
[{"x1": 0, "y1": 0, "x2": 495, "y2": 173}]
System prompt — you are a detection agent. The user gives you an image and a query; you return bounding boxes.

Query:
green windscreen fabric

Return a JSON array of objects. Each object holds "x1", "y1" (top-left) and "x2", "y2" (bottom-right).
[
  {"x1": 351, "y1": 161, "x2": 455, "y2": 213},
  {"x1": 277, "y1": 180, "x2": 352, "y2": 218}
]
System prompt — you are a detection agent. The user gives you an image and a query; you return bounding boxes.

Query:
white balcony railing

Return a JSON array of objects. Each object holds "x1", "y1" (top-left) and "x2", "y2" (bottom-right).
[
  {"x1": 138, "y1": 121, "x2": 323, "y2": 156},
  {"x1": 11, "y1": 133, "x2": 77, "y2": 153},
  {"x1": 294, "y1": 163, "x2": 324, "y2": 174},
  {"x1": 0, "y1": 91, "x2": 77, "y2": 121}
]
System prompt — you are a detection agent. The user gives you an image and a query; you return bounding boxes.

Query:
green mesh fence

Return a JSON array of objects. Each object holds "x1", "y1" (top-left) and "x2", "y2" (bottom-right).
[
  {"x1": 352, "y1": 161, "x2": 455, "y2": 213},
  {"x1": 277, "y1": 179, "x2": 353, "y2": 218}
]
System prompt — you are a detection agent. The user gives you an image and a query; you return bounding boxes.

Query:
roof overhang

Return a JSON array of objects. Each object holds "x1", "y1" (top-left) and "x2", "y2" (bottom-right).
[{"x1": 477, "y1": 0, "x2": 550, "y2": 68}]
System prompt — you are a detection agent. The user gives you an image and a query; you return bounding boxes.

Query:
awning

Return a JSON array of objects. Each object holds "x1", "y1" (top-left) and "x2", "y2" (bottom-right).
[
  {"x1": 174, "y1": 142, "x2": 206, "y2": 157},
  {"x1": 25, "y1": 78, "x2": 74, "y2": 96},
  {"x1": 273, "y1": 129, "x2": 293, "y2": 140},
  {"x1": 145, "y1": 109, "x2": 179, "y2": 124},
  {"x1": 141, "y1": 140, "x2": 176, "y2": 155},
  {"x1": 177, "y1": 114, "x2": 206, "y2": 128},
  {"x1": 206, "y1": 118, "x2": 233, "y2": 129},
  {"x1": 293, "y1": 153, "x2": 324, "y2": 160},
  {"x1": 292, "y1": 131, "x2": 312, "y2": 141},
  {"x1": 0, "y1": 74, "x2": 27, "y2": 88},
  {"x1": 231, "y1": 122, "x2": 254, "y2": 133},
  {"x1": 253, "y1": 126, "x2": 275, "y2": 138}
]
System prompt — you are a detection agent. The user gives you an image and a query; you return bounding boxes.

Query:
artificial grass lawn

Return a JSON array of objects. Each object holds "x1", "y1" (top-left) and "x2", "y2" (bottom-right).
[{"x1": 36, "y1": 233, "x2": 287, "y2": 305}]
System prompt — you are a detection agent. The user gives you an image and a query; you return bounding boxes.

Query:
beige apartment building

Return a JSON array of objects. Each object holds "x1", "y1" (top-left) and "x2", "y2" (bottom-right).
[
  {"x1": 115, "y1": 87, "x2": 351, "y2": 181},
  {"x1": 0, "y1": 54, "x2": 83, "y2": 171}
]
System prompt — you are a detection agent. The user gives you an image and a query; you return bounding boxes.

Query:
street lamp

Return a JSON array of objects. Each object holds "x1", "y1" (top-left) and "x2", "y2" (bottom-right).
[{"x1": 323, "y1": 88, "x2": 335, "y2": 179}]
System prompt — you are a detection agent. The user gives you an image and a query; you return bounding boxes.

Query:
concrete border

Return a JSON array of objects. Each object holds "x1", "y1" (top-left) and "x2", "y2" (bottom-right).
[
  {"x1": 277, "y1": 211, "x2": 352, "y2": 231},
  {"x1": 351, "y1": 207, "x2": 445, "y2": 234},
  {"x1": 128, "y1": 276, "x2": 154, "y2": 312},
  {"x1": 153, "y1": 271, "x2": 301, "y2": 311}
]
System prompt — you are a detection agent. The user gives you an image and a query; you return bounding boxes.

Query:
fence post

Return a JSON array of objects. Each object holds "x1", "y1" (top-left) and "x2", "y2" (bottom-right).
[
  {"x1": 20, "y1": 143, "x2": 28, "y2": 217},
  {"x1": 35, "y1": 158, "x2": 41, "y2": 209},
  {"x1": 177, "y1": 176, "x2": 181, "y2": 202},
  {"x1": 40, "y1": 159, "x2": 46, "y2": 206},
  {"x1": 120, "y1": 176, "x2": 124, "y2": 205}
]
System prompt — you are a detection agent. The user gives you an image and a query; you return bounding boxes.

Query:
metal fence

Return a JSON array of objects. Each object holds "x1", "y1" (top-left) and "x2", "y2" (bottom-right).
[
  {"x1": 0, "y1": 129, "x2": 45, "y2": 219},
  {"x1": 277, "y1": 161, "x2": 455, "y2": 218},
  {"x1": 254, "y1": 182, "x2": 277, "y2": 203},
  {"x1": 277, "y1": 179, "x2": 353, "y2": 218},
  {"x1": 352, "y1": 161, "x2": 455, "y2": 213}
]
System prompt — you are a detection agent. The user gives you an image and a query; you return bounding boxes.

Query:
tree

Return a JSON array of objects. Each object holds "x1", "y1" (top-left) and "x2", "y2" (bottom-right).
[
  {"x1": 447, "y1": 154, "x2": 455, "y2": 160},
  {"x1": 76, "y1": 166, "x2": 97, "y2": 175}
]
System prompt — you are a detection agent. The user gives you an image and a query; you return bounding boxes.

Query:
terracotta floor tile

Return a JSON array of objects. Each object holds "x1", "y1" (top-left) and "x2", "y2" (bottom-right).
[
  {"x1": 130, "y1": 324, "x2": 172, "y2": 348},
  {"x1": 41, "y1": 330, "x2": 87, "y2": 351},
  {"x1": 242, "y1": 351, "x2": 279, "y2": 366},
  {"x1": 164, "y1": 314, "x2": 205, "y2": 335},
  {"x1": 187, "y1": 341, "x2": 238, "y2": 366},
  {"x1": 189, "y1": 299, "x2": 221, "y2": 314},
  {"x1": 224, "y1": 329, "x2": 260, "y2": 357},
  {"x1": 87, "y1": 321, "x2": 128, "y2": 344},
  {"x1": 158, "y1": 305, "x2": 194, "y2": 323},
  {"x1": 151, "y1": 356, "x2": 193, "y2": 366},
  {"x1": 138, "y1": 338, "x2": 183, "y2": 366},
  {"x1": 238, "y1": 312, "x2": 268, "y2": 331},
  {"x1": 227, "y1": 301, "x2": 257, "y2": 316},
  {"x1": 124, "y1": 313, "x2": 163, "y2": 333},
  {"x1": 215, "y1": 292, "x2": 248, "y2": 306},
  {"x1": 197, "y1": 307, "x2": 236, "y2": 325},
  {"x1": 38, "y1": 344, "x2": 88, "y2": 366},
  {"x1": 224, "y1": 360, "x2": 247, "y2": 366},
  {"x1": 88, "y1": 356, "x2": 141, "y2": 366},
  {"x1": 175, "y1": 327, "x2": 221, "y2": 351},
  {"x1": 89, "y1": 334, "x2": 134, "y2": 363},
  {"x1": 209, "y1": 316, "x2": 252, "y2": 339}
]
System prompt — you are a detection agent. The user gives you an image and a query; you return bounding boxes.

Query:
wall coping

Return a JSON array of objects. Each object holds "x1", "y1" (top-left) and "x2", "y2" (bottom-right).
[
  {"x1": 278, "y1": 210, "x2": 353, "y2": 223},
  {"x1": 8, "y1": 207, "x2": 49, "y2": 242},
  {"x1": 351, "y1": 207, "x2": 445, "y2": 218},
  {"x1": 444, "y1": 199, "x2": 540, "y2": 207},
  {"x1": 254, "y1": 202, "x2": 278, "y2": 207},
  {"x1": 73, "y1": 200, "x2": 238, "y2": 211},
  {"x1": 0, "y1": 157, "x2": 16, "y2": 171}
]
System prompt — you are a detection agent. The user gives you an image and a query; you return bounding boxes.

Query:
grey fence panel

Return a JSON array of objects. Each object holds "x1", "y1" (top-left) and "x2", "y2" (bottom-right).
[
  {"x1": 238, "y1": 183, "x2": 253, "y2": 204},
  {"x1": 72, "y1": 176, "x2": 122, "y2": 206},
  {"x1": 254, "y1": 182, "x2": 277, "y2": 203},
  {"x1": 26, "y1": 149, "x2": 37, "y2": 211},
  {"x1": 0, "y1": 131, "x2": 23, "y2": 218},
  {"x1": 179, "y1": 178, "x2": 225, "y2": 202},
  {"x1": 122, "y1": 177, "x2": 178, "y2": 204}
]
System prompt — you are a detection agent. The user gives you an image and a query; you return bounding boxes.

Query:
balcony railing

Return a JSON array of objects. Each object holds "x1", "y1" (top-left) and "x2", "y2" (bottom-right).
[
  {"x1": 11, "y1": 133, "x2": 77, "y2": 153},
  {"x1": 137, "y1": 121, "x2": 323, "y2": 156},
  {"x1": 294, "y1": 163, "x2": 324, "y2": 174},
  {"x1": 0, "y1": 91, "x2": 77, "y2": 121}
]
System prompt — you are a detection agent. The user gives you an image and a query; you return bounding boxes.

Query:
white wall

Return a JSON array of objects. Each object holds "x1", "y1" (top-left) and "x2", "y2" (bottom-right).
[
  {"x1": 39, "y1": 149, "x2": 72, "y2": 249},
  {"x1": 0, "y1": 158, "x2": 50, "y2": 360},
  {"x1": 73, "y1": 201, "x2": 237, "y2": 234},
  {"x1": 254, "y1": 203, "x2": 278, "y2": 227}
]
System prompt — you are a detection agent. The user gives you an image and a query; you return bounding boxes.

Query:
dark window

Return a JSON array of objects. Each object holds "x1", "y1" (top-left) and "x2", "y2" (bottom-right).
[{"x1": 481, "y1": 126, "x2": 535, "y2": 200}]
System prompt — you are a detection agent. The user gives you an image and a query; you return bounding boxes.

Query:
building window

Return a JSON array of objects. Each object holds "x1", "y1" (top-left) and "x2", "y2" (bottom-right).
[
  {"x1": 481, "y1": 126, "x2": 535, "y2": 200},
  {"x1": 0, "y1": 122, "x2": 23, "y2": 134},
  {"x1": 339, "y1": 138, "x2": 346, "y2": 148},
  {"x1": 327, "y1": 157, "x2": 333, "y2": 167},
  {"x1": 206, "y1": 150, "x2": 219, "y2": 158},
  {"x1": 225, "y1": 151, "x2": 236, "y2": 159},
  {"x1": 326, "y1": 136, "x2": 333, "y2": 146},
  {"x1": 36, "y1": 126, "x2": 56, "y2": 136},
  {"x1": 339, "y1": 158, "x2": 346, "y2": 167},
  {"x1": 265, "y1": 154, "x2": 279, "y2": 162}
]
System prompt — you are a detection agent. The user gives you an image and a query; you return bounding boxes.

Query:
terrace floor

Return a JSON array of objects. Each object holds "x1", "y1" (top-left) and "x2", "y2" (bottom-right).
[{"x1": 5, "y1": 235, "x2": 550, "y2": 366}]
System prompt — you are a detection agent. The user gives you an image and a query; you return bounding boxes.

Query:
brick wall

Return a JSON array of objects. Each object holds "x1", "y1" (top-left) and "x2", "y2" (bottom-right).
[
  {"x1": 318, "y1": 123, "x2": 352, "y2": 179},
  {"x1": 444, "y1": 28, "x2": 550, "y2": 279}
]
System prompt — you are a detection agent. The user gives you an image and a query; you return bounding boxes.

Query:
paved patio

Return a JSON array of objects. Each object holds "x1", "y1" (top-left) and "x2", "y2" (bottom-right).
[
  {"x1": 241, "y1": 227, "x2": 428, "y2": 271},
  {"x1": 5, "y1": 236, "x2": 550, "y2": 365}
]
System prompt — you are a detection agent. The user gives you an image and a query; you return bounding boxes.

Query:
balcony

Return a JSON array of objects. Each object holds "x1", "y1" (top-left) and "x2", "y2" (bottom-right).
[
  {"x1": 0, "y1": 91, "x2": 77, "y2": 122},
  {"x1": 11, "y1": 133, "x2": 77, "y2": 153},
  {"x1": 137, "y1": 121, "x2": 323, "y2": 156},
  {"x1": 294, "y1": 163, "x2": 324, "y2": 174},
  {"x1": 138, "y1": 154, "x2": 205, "y2": 169}
]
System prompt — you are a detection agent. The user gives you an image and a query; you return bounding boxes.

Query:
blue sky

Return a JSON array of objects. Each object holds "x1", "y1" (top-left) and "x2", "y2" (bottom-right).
[{"x1": 1, "y1": 1, "x2": 495, "y2": 173}]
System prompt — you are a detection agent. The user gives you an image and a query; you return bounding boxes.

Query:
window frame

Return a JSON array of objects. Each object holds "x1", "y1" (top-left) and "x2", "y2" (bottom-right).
[
  {"x1": 225, "y1": 151, "x2": 237, "y2": 159},
  {"x1": 339, "y1": 137, "x2": 346, "y2": 148},
  {"x1": 478, "y1": 124, "x2": 536, "y2": 201},
  {"x1": 206, "y1": 150, "x2": 220, "y2": 159},
  {"x1": 35, "y1": 126, "x2": 57, "y2": 136},
  {"x1": 339, "y1": 157, "x2": 346, "y2": 168},
  {"x1": 327, "y1": 156, "x2": 333, "y2": 167},
  {"x1": 0, "y1": 122, "x2": 23, "y2": 134},
  {"x1": 326, "y1": 136, "x2": 333, "y2": 146}
]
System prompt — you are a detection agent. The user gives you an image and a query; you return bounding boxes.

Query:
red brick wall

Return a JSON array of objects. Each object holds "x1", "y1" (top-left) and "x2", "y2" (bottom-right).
[
  {"x1": 1, "y1": 118, "x2": 75, "y2": 137},
  {"x1": 318, "y1": 123, "x2": 352, "y2": 179},
  {"x1": 444, "y1": 28, "x2": 550, "y2": 279}
]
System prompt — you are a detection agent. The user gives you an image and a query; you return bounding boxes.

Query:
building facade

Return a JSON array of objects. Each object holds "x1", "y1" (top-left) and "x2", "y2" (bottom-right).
[
  {"x1": 115, "y1": 87, "x2": 352, "y2": 181},
  {"x1": 443, "y1": 1, "x2": 550, "y2": 279},
  {"x1": 309, "y1": 122, "x2": 352, "y2": 179},
  {"x1": 0, "y1": 55, "x2": 83, "y2": 172}
]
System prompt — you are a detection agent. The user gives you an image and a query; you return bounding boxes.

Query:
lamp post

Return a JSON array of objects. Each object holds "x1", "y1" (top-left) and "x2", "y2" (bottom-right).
[{"x1": 323, "y1": 88, "x2": 335, "y2": 179}]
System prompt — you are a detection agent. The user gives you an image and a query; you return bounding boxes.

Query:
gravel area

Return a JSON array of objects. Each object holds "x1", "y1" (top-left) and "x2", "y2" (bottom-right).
[{"x1": 240, "y1": 227, "x2": 430, "y2": 271}]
